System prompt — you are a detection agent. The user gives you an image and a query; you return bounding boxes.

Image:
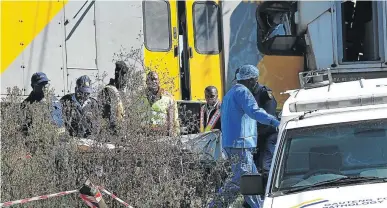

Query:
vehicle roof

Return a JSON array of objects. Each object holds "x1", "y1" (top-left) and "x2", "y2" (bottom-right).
[
  {"x1": 281, "y1": 78, "x2": 387, "y2": 129},
  {"x1": 285, "y1": 104, "x2": 387, "y2": 129}
]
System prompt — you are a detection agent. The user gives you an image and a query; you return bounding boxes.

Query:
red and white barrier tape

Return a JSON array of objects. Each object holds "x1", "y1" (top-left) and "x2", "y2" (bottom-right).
[
  {"x1": 0, "y1": 187, "x2": 133, "y2": 207},
  {"x1": 0, "y1": 190, "x2": 78, "y2": 207},
  {"x1": 98, "y1": 187, "x2": 133, "y2": 208}
]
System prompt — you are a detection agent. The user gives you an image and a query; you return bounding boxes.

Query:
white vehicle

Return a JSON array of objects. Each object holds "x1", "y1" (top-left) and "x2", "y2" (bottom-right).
[{"x1": 241, "y1": 70, "x2": 387, "y2": 208}]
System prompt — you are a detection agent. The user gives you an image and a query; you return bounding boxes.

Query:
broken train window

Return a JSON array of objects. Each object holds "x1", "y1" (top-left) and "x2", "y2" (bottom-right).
[{"x1": 338, "y1": 0, "x2": 384, "y2": 63}]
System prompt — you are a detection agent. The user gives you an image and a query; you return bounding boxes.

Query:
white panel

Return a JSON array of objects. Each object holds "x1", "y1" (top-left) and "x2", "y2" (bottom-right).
[
  {"x1": 297, "y1": 1, "x2": 332, "y2": 35},
  {"x1": 94, "y1": 1, "x2": 144, "y2": 85},
  {"x1": 1, "y1": 55, "x2": 25, "y2": 96},
  {"x1": 221, "y1": 0, "x2": 238, "y2": 93},
  {"x1": 307, "y1": 10, "x2": 334, "y2": 70},
  {"x1": 221, "y1": 1, "x2": 259, "y2": 92},
  {"x1": 64, "y1": 0, "x2": 97, "y2": 70},
  {"x1": 22, "y1": 6, "x2": 66, "y2": 97}
]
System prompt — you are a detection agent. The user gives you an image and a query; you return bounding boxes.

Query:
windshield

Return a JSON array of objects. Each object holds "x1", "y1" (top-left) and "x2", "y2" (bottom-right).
[{"x1": 273, "y1": 118, "x2": 387, "y2": 192}]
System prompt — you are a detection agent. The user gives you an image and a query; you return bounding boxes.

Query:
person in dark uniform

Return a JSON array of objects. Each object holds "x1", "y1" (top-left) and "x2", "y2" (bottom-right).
[
  {"x1": 200, "y1": 86, "x2": 221, "y2": 133},
  {"x1": 20, "y1": 72, "x2": 65, "y2": 158},
  {"x1": 98, "y1": 61, "x2": 127, "y2": 135},
  {"x1": 234, "y1": 68, "x2": 278, "y2": 189},
  {"x1": 21, "y1": 72, "x2": 65, "y2": 136},
  {"x1": 21, "y1": 73, "x2": 69, "y2": 181},
  {"x1": 252, "y1": 83, "x2": 278, "y2": 176},
  {"x1": 60, "y1": 75, "x2": 100, "y2": 138}
]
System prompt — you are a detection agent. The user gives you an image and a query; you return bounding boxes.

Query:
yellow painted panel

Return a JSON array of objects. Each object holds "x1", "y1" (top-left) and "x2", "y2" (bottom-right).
[
  {"x1": 1, "y1": 0, "x2": 68, "y2": 74},
  {"x1": 143, "y1": 0, "x2": 181, "y2": 100},
  {"x1": 258, "y1": 55, "x2": 304, "y2": 109},
  {"x1": 185, "y1": 0, "x2": 223, "y2": 101}
]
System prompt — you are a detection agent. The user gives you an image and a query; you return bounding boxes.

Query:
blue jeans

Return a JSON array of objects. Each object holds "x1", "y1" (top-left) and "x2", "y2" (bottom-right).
[{"x1": 209, "y1": 148, "x2": 261, "y2": 208}]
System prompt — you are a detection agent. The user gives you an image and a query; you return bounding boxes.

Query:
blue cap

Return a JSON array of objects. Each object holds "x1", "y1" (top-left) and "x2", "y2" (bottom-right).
[
  {"x1": 236, "y1": 65, "x2": 259, "y2": 81},
  {"x1": 31, "y1": 72, "x2": 50, "y2": 86},
  {"x1": 76, "y1": 75, "x2": 92, "y2": 93}
]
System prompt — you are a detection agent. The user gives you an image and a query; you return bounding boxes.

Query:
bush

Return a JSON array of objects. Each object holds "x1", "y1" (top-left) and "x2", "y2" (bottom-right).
[{"x1": 0, "y1": 49, "x2": 230, "y2": 207}]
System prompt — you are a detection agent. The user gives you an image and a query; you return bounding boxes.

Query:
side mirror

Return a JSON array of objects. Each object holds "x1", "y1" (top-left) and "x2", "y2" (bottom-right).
[{"x1": 240, "y1": 174, "x2": 265, "y2": 196}]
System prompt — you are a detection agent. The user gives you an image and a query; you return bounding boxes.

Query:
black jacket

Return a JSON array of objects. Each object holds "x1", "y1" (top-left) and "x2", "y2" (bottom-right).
[
  {"x1": 21, "y1": 92, "x2": 64, "y2": 135},
  {"x1": 60, "y1": 93, "x2": 100, "y2": 138},
  {"x1": 253, "y1": 85, "x2": 278, "y2": 137}
]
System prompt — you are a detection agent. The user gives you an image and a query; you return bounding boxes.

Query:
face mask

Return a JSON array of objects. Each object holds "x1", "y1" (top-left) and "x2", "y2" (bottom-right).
[
  {"x1": 34, "y1": 82, "x2": 50, "y2": 96},
  {"x1": 76, "y1": 90, "x2": 90, "y2": 104},
  {"x1": 42, "y1": 83, "x2": 51, "y2": 95}
]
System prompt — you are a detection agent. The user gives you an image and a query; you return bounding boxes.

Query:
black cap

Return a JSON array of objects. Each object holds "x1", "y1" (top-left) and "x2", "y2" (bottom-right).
[
  {"x1": 76, "y1": 75, "x2": 92, "y2": 93},
  {"x1": 31, "y1": 72, "x2": 50, "y2": 86}
]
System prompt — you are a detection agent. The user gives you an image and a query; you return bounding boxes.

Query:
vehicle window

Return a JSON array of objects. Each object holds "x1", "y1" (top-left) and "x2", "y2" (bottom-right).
[
  {"x1": 143, "y1": 1, "x2": 171, "y2": 51},
  {"x1": 274, "y1": 118, "x2": 387, "y2": 191},
  {"x1": 193, "y1": 2, "x2": 220, "y2": 54}
]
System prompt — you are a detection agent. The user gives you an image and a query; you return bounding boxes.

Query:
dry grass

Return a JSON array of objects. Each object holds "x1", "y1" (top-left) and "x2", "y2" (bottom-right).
[{"x1": 0, "y1": 49, "x2": 231, "y2": 207}]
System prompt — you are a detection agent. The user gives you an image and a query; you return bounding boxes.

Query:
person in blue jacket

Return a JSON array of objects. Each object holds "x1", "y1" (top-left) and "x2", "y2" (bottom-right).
[
  {"x1": 210, "y1": 65, "x2": 280, "y2": 208},
  {"x1": 234, "y1": 68, "x2": 279, "y2": 191}
]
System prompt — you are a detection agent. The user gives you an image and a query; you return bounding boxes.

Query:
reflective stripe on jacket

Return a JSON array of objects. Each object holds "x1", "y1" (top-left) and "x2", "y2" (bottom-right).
[{"x1": 200, "y1": 102, "x2": 221, "y2": 133}]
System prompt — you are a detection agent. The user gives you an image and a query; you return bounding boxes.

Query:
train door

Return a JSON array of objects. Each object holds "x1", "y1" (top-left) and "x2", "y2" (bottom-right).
[
  {"x1": 142, "y1": 0, "x2": 181, "y2": 100},
  {"x1": 64, "y1": 0, "x2": 99, "y2": 95},
  {"x1": 185, "y1": 0, "x2": 223, "y2": 100},
  {"x1": 178, "y1": 1, "x2": 191, "y2": 101}
]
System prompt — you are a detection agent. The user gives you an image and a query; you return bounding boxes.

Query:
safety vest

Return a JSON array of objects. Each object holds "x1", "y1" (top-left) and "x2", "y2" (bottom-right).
[
  {"x1": 148, "y1": 95, "x2": 173, "y2": 126},
  {"x1": 140, "y1": 89, "x2": 180, "y2": 136},
  {"x1": 104, "y1": 85, "x2": 124, "y2": 121},
  {"x1": 200, "y1": 102, "x2": 221, "y2": 133}
]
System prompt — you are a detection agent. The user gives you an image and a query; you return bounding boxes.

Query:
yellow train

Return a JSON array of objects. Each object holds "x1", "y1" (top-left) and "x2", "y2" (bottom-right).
[{"x1": 2, "y1": 0, "x2": 386, "y2": 111}]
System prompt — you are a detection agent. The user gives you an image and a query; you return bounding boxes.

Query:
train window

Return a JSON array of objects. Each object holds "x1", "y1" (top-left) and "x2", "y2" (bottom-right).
[
  {"x1": 193, "y1": 2, "x2": 220, "y2": 54},
  {"x1": 338, "y1": 1, "x2": 383, "y2": 63},
  {"x1": 143, "y1": 1, "x2": 171, "y2": 52},
  {"x1": 256, "y1": 1, "x2": 303, "y2": 56}
]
